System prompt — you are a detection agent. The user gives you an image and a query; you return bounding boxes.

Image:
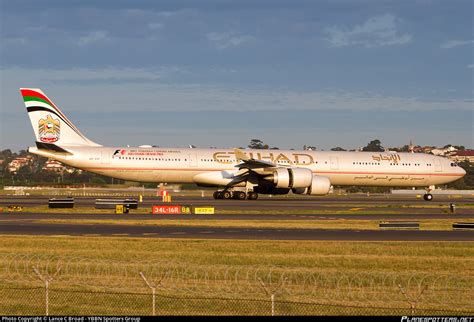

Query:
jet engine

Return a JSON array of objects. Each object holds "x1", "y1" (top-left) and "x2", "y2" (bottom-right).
[
  {"x1": 292, "y1": 175, "x2": 331, "y2": 195},
  {"x1": 266, "y1": 167, "x2": 313, "y2": 188}
]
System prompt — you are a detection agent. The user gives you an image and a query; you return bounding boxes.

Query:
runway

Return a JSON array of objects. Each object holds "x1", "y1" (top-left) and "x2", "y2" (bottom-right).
[{"x1": 0, "y1": 220, "x2": 473, "y2": 241}]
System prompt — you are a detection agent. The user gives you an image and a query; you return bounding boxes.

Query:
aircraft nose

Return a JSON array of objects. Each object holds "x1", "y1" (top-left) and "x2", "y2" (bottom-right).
[{"x1": 460, "y1": 167, "x2": 467, "y2": 177}]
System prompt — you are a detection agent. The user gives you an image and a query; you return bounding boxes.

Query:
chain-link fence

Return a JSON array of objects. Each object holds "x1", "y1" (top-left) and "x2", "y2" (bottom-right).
[{"x1": 0, "y1": 254, "x2": 472, "y2": 316}]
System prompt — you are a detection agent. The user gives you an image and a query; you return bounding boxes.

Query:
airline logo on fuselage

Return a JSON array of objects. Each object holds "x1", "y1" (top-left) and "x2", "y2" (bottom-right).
[
  {"x1": 212, "y1": 151, "x2": 314, "y2": 165},
  {"x1": 371, "y1": 153, "x2": 401, "y2": 163}
]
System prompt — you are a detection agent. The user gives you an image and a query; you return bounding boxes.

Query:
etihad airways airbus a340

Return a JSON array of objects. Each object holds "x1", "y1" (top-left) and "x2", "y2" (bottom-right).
[{"x1": 21, "y1": 88, "x2": 466, "y2": 201}]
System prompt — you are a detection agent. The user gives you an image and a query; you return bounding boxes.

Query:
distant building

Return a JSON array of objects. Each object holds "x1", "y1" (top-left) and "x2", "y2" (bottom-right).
[
  {"x1": 431, "y1": 146, "x2": 457, "y2": 156},
  {"x1": 42, "y1": 160, "x2": 64, "y2": 172},
  {"x1": 42, "y1": 160, "x2": 77, "y2": 174},
  {"x1": 7, "y1": 157, "x2": 33, "y2": 173},
  {"x1": 412, "y1": 146, "x2": 436, "y2": 154},
  {"x1": 449, "y1": 150, "x2": 474, "y2": 164}
]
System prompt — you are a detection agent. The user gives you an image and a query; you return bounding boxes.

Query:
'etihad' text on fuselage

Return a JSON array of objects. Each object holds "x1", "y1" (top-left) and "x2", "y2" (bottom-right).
[{"x1": 212, "y1": 152, "x2": 314, "y2": 165}]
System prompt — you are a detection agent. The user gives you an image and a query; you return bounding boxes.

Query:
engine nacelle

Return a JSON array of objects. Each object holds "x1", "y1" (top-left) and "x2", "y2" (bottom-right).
[
  {"x1": 254, "y1": 186, "x2": 290, "y2": 195},
  {"x1": 292, "y1": 175, "x2": 331, "y2": 196},
  {"x1": 270, "y1": 167, "x2": 313, "y2": 188}
]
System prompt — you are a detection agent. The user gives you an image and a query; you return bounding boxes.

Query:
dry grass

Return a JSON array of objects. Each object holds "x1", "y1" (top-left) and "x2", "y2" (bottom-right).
[{"x1": 0, "y1": 235, "x2": 472, "y2": 315}]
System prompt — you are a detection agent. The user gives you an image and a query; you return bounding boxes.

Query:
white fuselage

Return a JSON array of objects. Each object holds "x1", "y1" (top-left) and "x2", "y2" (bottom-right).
[{"x1": 29, "y1": 146, "x2": 465, "y2": 187}]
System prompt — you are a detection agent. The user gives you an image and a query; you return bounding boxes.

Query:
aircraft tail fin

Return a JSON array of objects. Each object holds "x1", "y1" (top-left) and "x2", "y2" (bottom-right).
[{"x1": 20, "y1": 88, "x2": 101, "y2": 148}]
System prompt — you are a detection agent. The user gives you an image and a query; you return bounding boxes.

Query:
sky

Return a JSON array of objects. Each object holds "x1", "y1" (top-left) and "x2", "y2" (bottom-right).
[{"x1": 0, "y1": 0, "x2": 473, "y2": 151}]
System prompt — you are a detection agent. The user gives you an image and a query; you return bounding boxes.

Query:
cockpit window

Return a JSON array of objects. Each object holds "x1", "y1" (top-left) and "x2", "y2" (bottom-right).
[{"x1": 450, "y1": 162, "x2": 458, "y2": 167}]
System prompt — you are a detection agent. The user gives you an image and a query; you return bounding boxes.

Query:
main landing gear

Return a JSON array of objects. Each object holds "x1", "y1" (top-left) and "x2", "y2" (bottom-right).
[
  {"x1": 423, "y1": 185, "x2": 434, "y2": 201},
  {"x1": 213, "y1": 190, "x2": 258, "y2": 200}
]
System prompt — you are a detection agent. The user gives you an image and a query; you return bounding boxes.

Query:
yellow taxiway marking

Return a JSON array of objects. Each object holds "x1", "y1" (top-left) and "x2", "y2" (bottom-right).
[
  {"x1": 111, "y1": 234, "x2": 130, "y2": 236},
  {"x1": 142, "y1": 233, "x2": 158, "y2": 236}
]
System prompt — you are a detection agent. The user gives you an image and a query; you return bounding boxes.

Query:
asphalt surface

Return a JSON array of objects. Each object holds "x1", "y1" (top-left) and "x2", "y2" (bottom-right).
[{"x1": 0, "y1": 220, "x2": 473, "y2": 241}]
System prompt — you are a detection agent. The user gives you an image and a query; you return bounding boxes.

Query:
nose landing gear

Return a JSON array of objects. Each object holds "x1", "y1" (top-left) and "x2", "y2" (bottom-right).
[
  {"x1": 423, "y1": 193, "x2": 433, "y2": 201},
  {"x1": 423, "y1": 185, "x2": 435, "y2": 201}
]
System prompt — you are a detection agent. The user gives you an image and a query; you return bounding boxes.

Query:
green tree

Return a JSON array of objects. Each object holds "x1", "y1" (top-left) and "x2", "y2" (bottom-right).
[
  {"x1": 248, "y1": 139, "x2": 269, "y2": 149},
  {"x1": 362, "y1": 139, "x2": 384, "y2": 152}
]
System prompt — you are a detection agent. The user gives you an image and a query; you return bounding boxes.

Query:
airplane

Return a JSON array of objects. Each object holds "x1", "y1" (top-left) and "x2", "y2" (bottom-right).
[{"x1": 21, "y1": 88, "x2": 466, "y2": 201}]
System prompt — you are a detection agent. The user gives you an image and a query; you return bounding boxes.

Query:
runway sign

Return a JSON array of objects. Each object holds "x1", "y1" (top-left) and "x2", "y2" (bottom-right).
[
  {"x1": 452, "y1": 222, "x2": 474, "y2": 230},
  {"x1": 115, "y1": 204, "x2": 131, "y2": 214},
  {"x1": 152, "y1": 205, "x2": 212, "y2": 214},
  {"x1": 7, "y1": 205, "x2": 23, "y2": 212},
  {"x1": 152, "y1": 205, "x2": 192, "y2": 215},
  {"x1": 379, "y1": 221, "x2": 420, "y2": 229},
  {"x1": 49, "y1": 198, "x2": 74, "y2": 209},
  {"x1": 194, "y1": 207, "x2": 215, "y2": 215}
]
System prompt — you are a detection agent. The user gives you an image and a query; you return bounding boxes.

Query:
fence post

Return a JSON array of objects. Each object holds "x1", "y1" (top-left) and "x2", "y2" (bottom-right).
[
  {"x1": 258, "y1": 277, "x2": 287, "y2": 316},
  {"x1": 271, "y1": 294, "x2": 275, "y2": 316},
  {"x1": 33, "y1": 266, "x2": 61, "y2": 316},
  {"x1": 140, "y1": 272, "x2": 163, "y2": 316},
  {"x1": 398, "y1": 284, "x2": 428, "y2": 315}
]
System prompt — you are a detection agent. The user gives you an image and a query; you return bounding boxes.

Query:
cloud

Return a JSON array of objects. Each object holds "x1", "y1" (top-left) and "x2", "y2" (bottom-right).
[
  {"x1": 206, "y1": 32, "x2": 255, "y2": 50},
  {"x1": 148, "y1": 22, "x2": 163, "y2": 30},
  {"x1": 77, "y1": 30, "x2": 109, "y2": 46},
  {"x1": 2, "y1": 67, "x2": 471, "y2": 114},
  {"x1": 21, "y1": 67, "x2": 164, "y2": 82},
  {"x1": 468, "y1": 64, "x2": 474, "y2": 69},
  {"x1": 3, "y1": 37, "x2": 27, "y2": 46},
  {"x1": 325, "y1": 14, "x2": 412, "y2": 48},
  {"x1": 441, "y1": 39, "x2": 474, "y2": 49}
]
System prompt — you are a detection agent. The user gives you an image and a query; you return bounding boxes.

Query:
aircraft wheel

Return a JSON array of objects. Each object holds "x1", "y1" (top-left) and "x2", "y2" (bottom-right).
[
  {"x1": 235, "y1": 191, "x2": 247, "y2": 200},
  {"x1": 222, "y1": 191, "x2": 232, "y2": 199},
  {"x1": 423, "y1": 193, "x2": 433, "y2": 201},
  {"x1": 247, "y1": 192, "x2": 258, "y2": 200}
]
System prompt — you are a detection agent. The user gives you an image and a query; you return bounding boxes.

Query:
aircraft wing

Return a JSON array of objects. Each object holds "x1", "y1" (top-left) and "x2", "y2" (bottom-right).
[{"x1": 234, "y1": 148, "x2": 276, "y2": 169}]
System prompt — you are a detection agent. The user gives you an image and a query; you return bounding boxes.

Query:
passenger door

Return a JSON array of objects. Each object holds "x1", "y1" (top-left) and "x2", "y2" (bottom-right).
[
  {"x1": 101, "y1": 150, "x2": 111, "y2": 165},
  {"x1": 330, "y1": 156, "x2": 339, "y2": 170},
  {"x1": 434, "y1": 158, "x2": 442, "y2": 172},
  {"x1": 189, "y1": 154, "x2": 198, "y2": 167}
]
